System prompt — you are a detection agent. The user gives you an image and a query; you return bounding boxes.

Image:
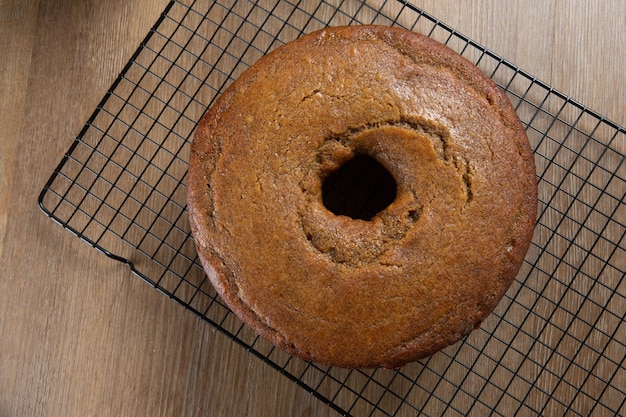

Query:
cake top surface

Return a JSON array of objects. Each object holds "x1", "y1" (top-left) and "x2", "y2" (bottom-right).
[{"x1": 187, "y1": 25, "x2": 537, "y2": 368}]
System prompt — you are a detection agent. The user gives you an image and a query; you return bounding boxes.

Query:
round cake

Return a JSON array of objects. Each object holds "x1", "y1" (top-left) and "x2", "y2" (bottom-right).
[{"x1": 187, "y1": 25, "x2": 537, "y2": 368}]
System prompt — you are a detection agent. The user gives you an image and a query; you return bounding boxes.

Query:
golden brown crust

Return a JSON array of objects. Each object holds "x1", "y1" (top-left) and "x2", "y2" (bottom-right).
[{"x1": 187, "y1": 25, "x2": 537, "y2": 368}]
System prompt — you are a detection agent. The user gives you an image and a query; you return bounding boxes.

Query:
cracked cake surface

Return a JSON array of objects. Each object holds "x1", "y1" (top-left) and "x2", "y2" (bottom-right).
[{"x1": 187, "y1": 25, "x2": 538, "y2": 368}]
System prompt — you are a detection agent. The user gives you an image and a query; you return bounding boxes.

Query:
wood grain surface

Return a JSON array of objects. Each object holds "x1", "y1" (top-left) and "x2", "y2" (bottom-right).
[{"x1": 1, "y1": 1, "x2": 624, "y2": 416}]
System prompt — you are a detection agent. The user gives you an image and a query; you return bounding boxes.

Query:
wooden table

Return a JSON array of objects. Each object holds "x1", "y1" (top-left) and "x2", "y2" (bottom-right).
[{"x1": 1, "y1": 1, "x2": 624, "y2": 416}]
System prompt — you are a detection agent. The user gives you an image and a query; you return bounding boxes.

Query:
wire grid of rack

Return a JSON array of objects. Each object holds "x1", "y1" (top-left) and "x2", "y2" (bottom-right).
[{"x1": 38, "y1": 0, "x2": 625, "y2": 416}]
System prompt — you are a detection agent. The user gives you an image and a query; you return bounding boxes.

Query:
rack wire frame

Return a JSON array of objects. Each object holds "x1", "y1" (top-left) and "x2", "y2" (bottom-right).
[{"x1": 38, "y1": 0, "x2": 625, "y2": 416}]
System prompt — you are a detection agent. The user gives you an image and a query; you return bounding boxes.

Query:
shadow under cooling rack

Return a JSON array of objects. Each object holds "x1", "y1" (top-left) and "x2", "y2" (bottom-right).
[{"x1": 39, "y1": 1, "x2": 625, "y2": 416}]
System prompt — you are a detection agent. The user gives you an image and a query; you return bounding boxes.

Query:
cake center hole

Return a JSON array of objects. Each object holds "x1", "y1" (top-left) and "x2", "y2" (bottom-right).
[{"x1": 322, "y1": 154, "x2": 397, "y2": 221}]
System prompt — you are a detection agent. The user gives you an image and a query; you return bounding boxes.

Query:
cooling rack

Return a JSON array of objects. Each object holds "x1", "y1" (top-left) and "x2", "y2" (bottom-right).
[{"x1": 38, "y1": 0, "x2": 625, "y2": 416}]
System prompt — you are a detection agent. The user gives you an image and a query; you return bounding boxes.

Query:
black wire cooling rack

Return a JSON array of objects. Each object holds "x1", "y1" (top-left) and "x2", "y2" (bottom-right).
[{"x1": 38, "y1": 1, "x2": 625, "y2": 416}]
